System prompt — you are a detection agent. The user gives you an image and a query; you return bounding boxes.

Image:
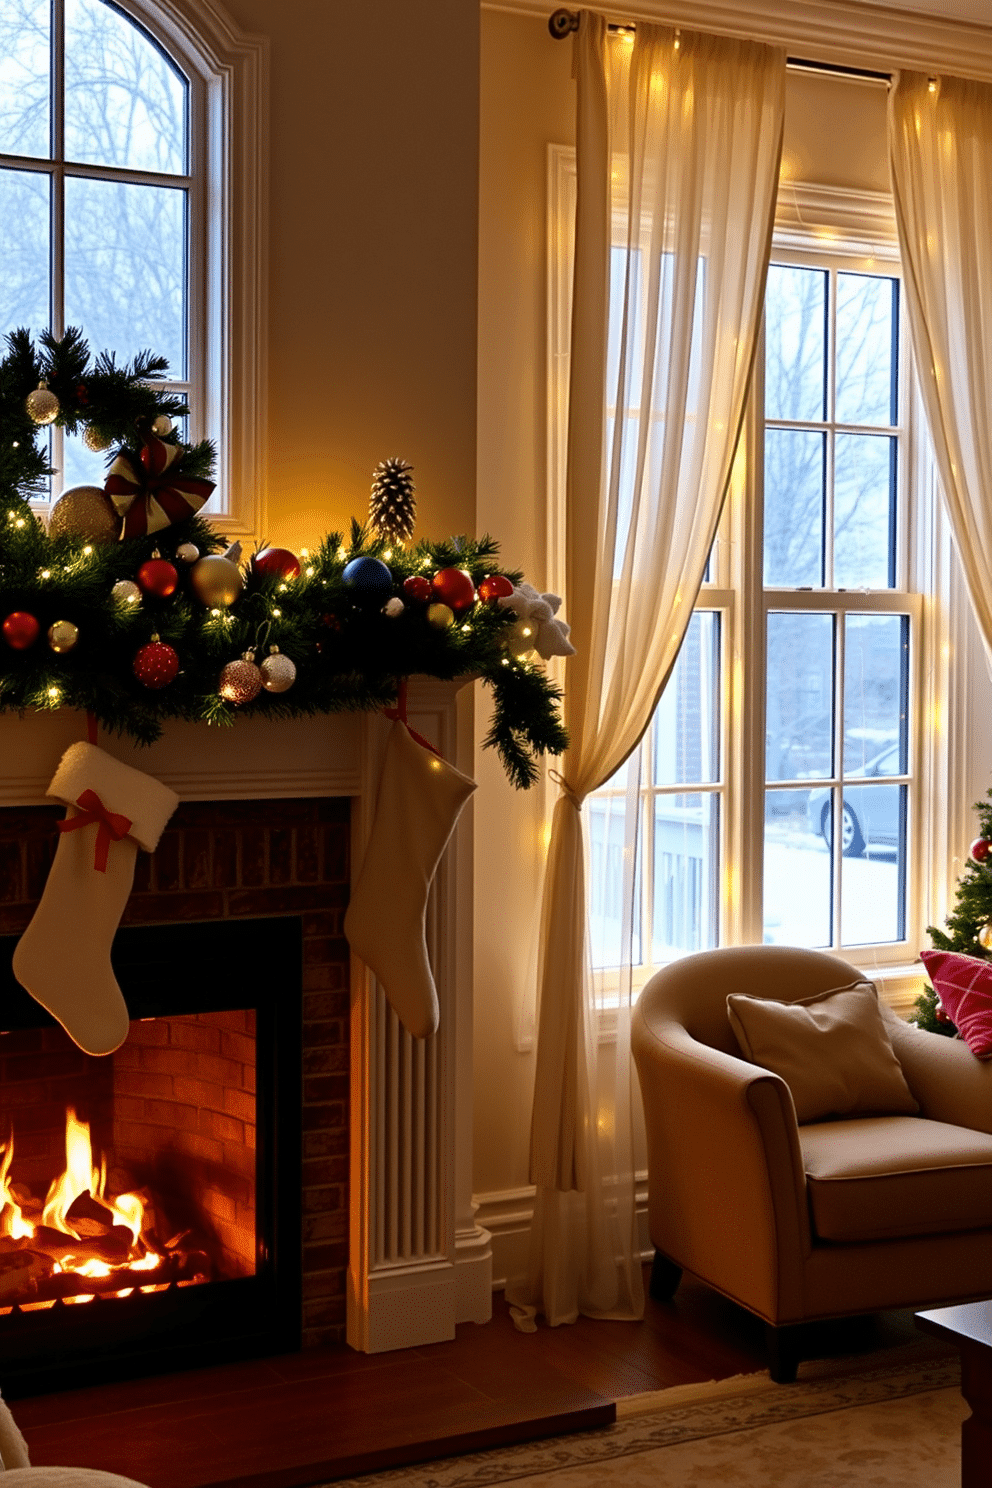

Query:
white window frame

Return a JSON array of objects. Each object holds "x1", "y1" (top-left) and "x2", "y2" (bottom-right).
[
  {"x1": 0, "y1": 0, "x2": 268, "y2": 538},
  {"x1": 548, "y1": 145, "x2": 956, "y2": 1008}
]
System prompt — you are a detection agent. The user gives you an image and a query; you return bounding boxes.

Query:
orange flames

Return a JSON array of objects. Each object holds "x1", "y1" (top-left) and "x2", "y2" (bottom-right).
[{"x1": 0, "y1": 1108, "x2": 179, "y2": 1306}]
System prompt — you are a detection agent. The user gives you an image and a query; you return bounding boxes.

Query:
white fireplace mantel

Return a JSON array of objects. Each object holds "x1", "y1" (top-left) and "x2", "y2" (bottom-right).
[{"x1": 0, "y1": 683, "x2": 492, "y2": 1353}]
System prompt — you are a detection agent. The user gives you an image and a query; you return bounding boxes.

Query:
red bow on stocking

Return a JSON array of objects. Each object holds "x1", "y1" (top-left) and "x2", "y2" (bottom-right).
[
  {"x1": 58, "y1": 790, "x2": 133, "y2": 873},
  {"x1": 105, "y1": 436, "x2": 215, "y2": 538}
]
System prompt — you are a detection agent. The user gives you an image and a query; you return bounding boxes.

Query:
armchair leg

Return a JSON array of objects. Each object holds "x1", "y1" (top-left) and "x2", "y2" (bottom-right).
[
  {"x1": 765, "y1": 1323, "x2": 801, "y2": 1384},
  {"x1": 649, "y1": 1250, "x2": 682, "y2": 1301}
]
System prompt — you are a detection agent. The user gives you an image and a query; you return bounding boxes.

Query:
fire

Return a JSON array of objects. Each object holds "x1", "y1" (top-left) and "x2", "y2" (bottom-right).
[
  {"x1": 0, "y1": 1138, "x2": 33, "y2": 1241},
  {"x1": 0, "y1": 1108, "x2": 199, "y2": 1309}
]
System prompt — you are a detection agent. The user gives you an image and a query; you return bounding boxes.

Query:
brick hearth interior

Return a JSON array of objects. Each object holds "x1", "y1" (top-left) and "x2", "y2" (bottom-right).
[{"x1": 0, "y1": 796, "x2": 351, "y2": 1349}]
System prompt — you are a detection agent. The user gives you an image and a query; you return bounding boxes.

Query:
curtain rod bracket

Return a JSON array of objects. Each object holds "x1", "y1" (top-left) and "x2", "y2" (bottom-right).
[{"x1": 549, "y1": 7, "x2": 579, "y2": 39}]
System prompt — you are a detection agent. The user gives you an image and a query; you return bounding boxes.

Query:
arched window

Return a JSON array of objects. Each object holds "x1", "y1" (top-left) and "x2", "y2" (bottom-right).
[{"x1": 0, "y1": 0, "x2": 266, "y2": 532}]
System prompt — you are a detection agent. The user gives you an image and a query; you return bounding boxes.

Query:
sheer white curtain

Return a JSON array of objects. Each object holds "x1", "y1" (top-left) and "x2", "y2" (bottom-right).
[
  {"x1": 507, "y1": 12, "x2": 784, "y2": 1329},
  {"x1": 889, "y1": 72, "x2": 992, "y2": 662}
]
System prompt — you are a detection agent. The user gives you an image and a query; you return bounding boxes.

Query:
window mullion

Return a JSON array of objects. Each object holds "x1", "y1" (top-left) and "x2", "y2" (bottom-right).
[{"x1": 50, "y1": 0, "x2": 66, "y2": 494}]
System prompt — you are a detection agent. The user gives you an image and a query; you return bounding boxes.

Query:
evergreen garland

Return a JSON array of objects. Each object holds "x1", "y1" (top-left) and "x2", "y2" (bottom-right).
[
  {"x1": 912, "y1": 788, "x2": 992, "y2": 1036},
  {"x1": 0, "y1": 331, "x2": 568, "y2": 789}
]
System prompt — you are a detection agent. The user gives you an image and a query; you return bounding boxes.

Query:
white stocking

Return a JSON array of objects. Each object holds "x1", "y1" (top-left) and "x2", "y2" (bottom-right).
[
  {"x1": 12, "y1": 742, "x2": 178, "y2": 1056},
  {"x1": 345, "y1": 720, "x2": 475, "y2": 1038}
]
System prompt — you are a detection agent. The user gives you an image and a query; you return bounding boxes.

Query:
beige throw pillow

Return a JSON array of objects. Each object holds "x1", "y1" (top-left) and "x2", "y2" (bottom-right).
[{"x1": 726, "y1": 980, "x2": 919, "y2": 1124}]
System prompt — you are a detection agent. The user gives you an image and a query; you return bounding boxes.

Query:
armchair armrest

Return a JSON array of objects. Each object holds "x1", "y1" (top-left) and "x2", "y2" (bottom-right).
[
  {"x1": 632, "y1": 1008, "x2": 812, "y2": 1322},
  {"x1": 884, "y1": 1008, "x2": 992, "y2": 1133}
]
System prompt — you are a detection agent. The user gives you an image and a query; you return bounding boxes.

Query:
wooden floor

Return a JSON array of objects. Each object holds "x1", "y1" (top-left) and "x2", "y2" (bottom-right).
[{"x1": 11, "y1": 1274, "x2": 932, "y2": 1488}]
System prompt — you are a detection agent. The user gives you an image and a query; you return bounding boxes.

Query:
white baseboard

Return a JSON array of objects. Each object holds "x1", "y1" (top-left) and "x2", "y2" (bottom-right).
[{"x1": 474, "y1": 1182, "x2": 652, "y2": 1290}]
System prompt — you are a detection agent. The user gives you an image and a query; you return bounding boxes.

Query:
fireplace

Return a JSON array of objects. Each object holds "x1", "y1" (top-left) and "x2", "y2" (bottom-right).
[
  {"x1": 0, "y1": 917, "x2": 302, "y2": 1396},
  {"x1": 0, "y1": 700, "x2": 491, "y2": 1370}
]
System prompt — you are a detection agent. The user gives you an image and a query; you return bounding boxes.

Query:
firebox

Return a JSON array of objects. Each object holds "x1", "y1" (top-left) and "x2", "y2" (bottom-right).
[{"x1": 0, "y1": 917, "x2": 302, "y2": 1396}]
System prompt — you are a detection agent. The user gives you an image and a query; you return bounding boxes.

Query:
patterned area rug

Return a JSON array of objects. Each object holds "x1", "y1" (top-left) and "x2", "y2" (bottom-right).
[{"x1": 329, "y1": 1345, "x2": 964, "y2": 1488}]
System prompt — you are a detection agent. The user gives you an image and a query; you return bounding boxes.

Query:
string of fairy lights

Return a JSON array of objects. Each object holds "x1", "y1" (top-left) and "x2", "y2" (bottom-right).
[{"x1": 0, "y1": 330, "x2": 568, "y2": 789}]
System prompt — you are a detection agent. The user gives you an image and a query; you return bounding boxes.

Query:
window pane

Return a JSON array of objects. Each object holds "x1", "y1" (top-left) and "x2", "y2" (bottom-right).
[
  {"x1": 764, "y1": 788, "x2": 832, "y2": 947},
  {"x1": 763, "y1": 429, "x2": 824, "y2": 586},
  {"x1": 65, "y1": 0, "x2": 187, "y2": 175},
  {"x1": 65, "y1": 176, "x2": 186, "y2": 375},
  {"x1": 652, "y1": 793, "x2": 718, "y2": 959},
  {"x1": 834, "y1": 434, "x2": 896, "y2": 589},
  {"x1": 587, "y1": 794, "x2": 641, "y2": 971},
  {"x1": 843, "y1": 614, "x2": 909, "y2": 776},
  {"x1": 764, "y1": 264, "x2": 826, "y2": 423},
  {"x1": 0, "y1": 168, "x2": 50, "y2": 343},
  {"x1": 839, "y1": 784, "x2": 907, "y2": 944},
  {"x1": 835, "y1": 273, "x2": 897, "y2": 427},
  {"x1": 0, "y1": 0, "x2": 50, "y2": 158},
  {"x1": 766, "y1": 612, "x2": 834, "y2": 782},
  {"x1": 653, "y1": 612, "x2": 720, "y2": 787}
]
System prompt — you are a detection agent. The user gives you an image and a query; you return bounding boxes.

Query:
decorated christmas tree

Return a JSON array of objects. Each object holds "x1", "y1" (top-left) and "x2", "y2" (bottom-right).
[{"x1": 913, "y1": 790, "x2": 992, "y2": 1035}]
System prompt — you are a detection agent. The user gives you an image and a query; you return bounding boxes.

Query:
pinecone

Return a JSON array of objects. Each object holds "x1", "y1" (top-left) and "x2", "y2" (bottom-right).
[{"x1": 369, "y1": 458, "x2": 416, "y2": 543}]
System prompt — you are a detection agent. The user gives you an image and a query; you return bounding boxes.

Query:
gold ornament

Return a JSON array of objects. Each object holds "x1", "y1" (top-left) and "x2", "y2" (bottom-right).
[
  {"x1": 151, "y1": 413, "x2": 173, "y2": 436},
  {"x1": 48, "y1": 485, "x2": 121, "y2": 544},
  {"x1": 219, "y1": 654, "x2": 262, "y2": 705},
  {"x1": 83, "y1": 424, "x2": 113, "y2": 452},
  {"x1": 979, "y1": 923, "x2": 992, "y2": 951},
  {"x1": 260, "y1": 647, "x2": 296, "y2": 694},
  {"x1": 190, "y1": 554, "x2": 244, "y2": 607},
  {"x1": 48, "y1": 619, "x2": 79, "y2": 653},
  {"x1": 26, "y1": 380, "x2": 59, "y2": 425},
  {"x1": 426, "y1": 602, "x2": 455, "y2": 630},
  {"x1": 111, "y1": 579, "x2": 142, "y2": 606}
]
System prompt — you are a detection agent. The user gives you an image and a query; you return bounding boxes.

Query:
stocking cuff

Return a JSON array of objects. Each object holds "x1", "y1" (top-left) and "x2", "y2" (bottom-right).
[{"x1": 48, "y1": 742, "x2": 179, "y2": 852}]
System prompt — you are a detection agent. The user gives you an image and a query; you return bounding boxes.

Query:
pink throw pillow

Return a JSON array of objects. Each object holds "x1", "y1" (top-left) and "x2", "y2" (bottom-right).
[{"x1": 920, "y1": 950, "x2": 992, "y2": 1058}]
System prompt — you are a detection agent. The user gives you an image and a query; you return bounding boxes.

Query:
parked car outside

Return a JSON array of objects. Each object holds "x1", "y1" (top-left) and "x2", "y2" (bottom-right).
[{"x1": 806, "y1": 744, "x2": 903, "y2": 858}]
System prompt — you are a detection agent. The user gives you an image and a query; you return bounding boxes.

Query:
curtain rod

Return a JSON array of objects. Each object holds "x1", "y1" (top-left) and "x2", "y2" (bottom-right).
[{"x1": 546, "y1": 7, "x2": 892, "y2": 82}]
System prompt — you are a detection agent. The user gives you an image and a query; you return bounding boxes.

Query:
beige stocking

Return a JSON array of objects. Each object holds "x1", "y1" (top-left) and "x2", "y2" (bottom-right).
[
  {"x1": 12, "y1": 743, "x2": 178, "y2": 1056},
  {"x1": 345, "y1": 720, "x2": 475, "y2": 1039}
]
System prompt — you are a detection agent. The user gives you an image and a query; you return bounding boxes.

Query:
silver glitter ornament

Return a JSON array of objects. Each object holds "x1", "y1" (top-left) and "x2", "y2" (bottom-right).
[
  {"x1": 111, "y1": 579, "x2": 142, "y2": 606},
  {"x1": 260, "y1": 647, "x2": 296, "y2": 694}
]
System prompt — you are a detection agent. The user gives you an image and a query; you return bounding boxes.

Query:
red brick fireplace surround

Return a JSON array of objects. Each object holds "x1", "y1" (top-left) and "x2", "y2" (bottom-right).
[
  {"x1": 0, "y1": 693, "x2": 491, "y2": 1393},
  {"x1": 0, "y1": 795, "x2": 352, "y2": 1352}
]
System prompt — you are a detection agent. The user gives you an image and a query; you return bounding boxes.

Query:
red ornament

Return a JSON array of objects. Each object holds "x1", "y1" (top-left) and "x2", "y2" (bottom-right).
[
  {"x1": 936, "y1": 1005, "x2": 954, "y2": 1024},
  {"x1": 136, "y1": 557, "x2": 179, "y2": 598},
  {"x1": 478, "y1": 574, "x2": 515, "y2": 602},
  {"x1": 2, "y1": 612, "x2": 40, "y2": 650},
  {"x1": 76, "y1": 382, "x2": 89, "y2": 405},
  {"x1": 253, "y1": 546, "x2": 301, "y2": 580},
  {"x1": 133, "y1": 639, "x2": 179, "y2": 689},
  {"x1": 971, "y1": 838, "x2": 992, "y2": 864},
  {"x1": 403, "y1": 575, "x2": 432, "y2": 602},
  {"x1": 431, "y1": 567, "x2": 476, "y2": 613}
]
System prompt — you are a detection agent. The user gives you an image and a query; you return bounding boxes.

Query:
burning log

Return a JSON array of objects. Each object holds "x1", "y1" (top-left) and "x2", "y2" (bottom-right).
[{"x1": 0, "y1": 1250, "x2": 49, "y2": 1304}]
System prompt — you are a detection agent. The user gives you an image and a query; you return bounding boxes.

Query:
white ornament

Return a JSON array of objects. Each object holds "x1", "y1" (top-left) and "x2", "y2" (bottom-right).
[
  {"x1": 260, "y1": 648, "x2": 297, "y2": 693},
  {"x1": 497, "y1": 582, "x2": 575, "y2": 660},
  {"x1": 384, "y1": 597, "x2": 404, "y2": 618},
  {"x1": 175, "y1": 542, "x2": 200, "y2": 564},
  {"x1": 151, "y1": 414, "x2": 173, "y2": 437},
  {"x1": 111, "y1": 579, "x2": 142, "y2": 606}
]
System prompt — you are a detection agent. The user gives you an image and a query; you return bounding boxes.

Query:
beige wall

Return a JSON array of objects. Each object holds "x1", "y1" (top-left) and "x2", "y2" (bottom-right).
[
  {"x1": 473, "y1": 9, "x2": 899, "y2": 1242},
  {"x1": 223, "y1": 0, "x2": 480, "y2": 552}
]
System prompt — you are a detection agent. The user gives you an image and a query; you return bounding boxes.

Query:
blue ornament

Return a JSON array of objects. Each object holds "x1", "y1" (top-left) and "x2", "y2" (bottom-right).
[{"x1": 342, "y1": 556, "x2": 393, "y2": 601}]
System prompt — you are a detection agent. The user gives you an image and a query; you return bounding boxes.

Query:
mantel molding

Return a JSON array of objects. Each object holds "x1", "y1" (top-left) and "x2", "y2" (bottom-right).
[{"x1": 484, "y1": 0, "x2": 992, "y2": 82}]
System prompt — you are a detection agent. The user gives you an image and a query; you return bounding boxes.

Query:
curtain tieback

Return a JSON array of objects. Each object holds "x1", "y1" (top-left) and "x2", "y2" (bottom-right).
[{"x1": 549, "y1": 769, "x2": 583, "y2": 810}]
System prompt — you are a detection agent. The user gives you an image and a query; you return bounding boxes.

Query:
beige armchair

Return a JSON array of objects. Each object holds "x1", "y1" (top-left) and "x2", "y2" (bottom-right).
[{"x1": 631, "y1": 944, "x2": 992, "y2": 1381}]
